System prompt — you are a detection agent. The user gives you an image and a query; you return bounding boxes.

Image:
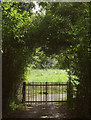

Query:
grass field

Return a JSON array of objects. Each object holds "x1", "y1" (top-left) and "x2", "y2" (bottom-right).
[{"x1": 25, "y1": 69, "x2": 69, "y2": 83}]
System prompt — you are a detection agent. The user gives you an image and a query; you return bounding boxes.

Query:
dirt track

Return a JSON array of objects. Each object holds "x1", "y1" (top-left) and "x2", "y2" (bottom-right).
[{"x1": 9, "y1": 103, "x2": 70, "y2": 118}]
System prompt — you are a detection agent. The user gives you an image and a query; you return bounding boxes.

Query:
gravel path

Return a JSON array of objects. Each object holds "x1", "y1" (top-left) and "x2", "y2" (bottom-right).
[{"x1": 9, "y1": 103, "x2": 70, "y2": 118}]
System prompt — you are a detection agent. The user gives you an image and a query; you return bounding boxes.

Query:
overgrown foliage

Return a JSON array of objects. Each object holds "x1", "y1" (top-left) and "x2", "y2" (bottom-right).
[
  {"x1": 2, "y1": 2, "x2": 35, "y2": 117},
  {"x1": 2, "y1": 2, "x2": 90, "y2": 118},
  {"x1": 37, "y1": 3, "x2": 90, "y2": 117}
]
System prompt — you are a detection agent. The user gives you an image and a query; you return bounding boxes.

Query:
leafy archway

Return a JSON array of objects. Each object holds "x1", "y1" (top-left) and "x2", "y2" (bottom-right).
[{"x1": 2, "y1": 2, "x2": 90, "y2": 118}]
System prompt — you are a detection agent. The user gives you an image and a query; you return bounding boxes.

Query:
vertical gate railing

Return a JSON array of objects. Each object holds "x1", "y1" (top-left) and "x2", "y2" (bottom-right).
[
  {"x1": 16, "y1": 80, "x2": 79, "y2": 108},
  {"x1": 46, "y1": 82, "x2": 47, "y2": 103},
  {"x1": 67, "y1": 81, "x2": 73, "y2": 107},
  {"x1": 22, "y1": 82, "x2": 26, "y2": 103},
  {"x1": 22, "y1": 82, "x2": 70, "y2": 103}
]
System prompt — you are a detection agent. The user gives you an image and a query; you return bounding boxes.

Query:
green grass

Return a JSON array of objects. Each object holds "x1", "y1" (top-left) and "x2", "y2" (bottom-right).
[{"x1": 25, "y1": 69, "x2": 69, "y2": 83}]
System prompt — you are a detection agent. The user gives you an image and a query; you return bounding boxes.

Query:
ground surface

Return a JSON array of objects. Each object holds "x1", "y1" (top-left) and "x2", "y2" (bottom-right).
[{"x1": 9, "y1": 103, "x2": 71, "y2": 118}]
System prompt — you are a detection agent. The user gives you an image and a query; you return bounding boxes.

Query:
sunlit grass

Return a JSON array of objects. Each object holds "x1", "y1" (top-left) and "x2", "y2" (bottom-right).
[{"x1": 25, "y1": 69, "x2": 69, "y2": 83}]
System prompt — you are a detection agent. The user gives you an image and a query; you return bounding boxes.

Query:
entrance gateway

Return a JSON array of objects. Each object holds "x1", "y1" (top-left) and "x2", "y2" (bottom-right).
[{"x1": 22, "y1": 82, "x2": 72, "y2": 104}]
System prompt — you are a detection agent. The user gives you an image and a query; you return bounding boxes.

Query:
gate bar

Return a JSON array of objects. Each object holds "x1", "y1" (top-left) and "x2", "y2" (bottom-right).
[
  {"x1": 23, "y1": 82, "x2": 68, "y2": 103},
  {"x1": 28, "y1": 82, "x2": 29, "y2": 104},
  {"x1": 46, "y1": 82, "x2": 47, "y2": 103},
  {"x1": 22, "y1": 82, "x2": 26, "y2": 103},
  {"x1": 59, "y1": 82, "x2": 60, "y2": 101},
  {"x1": 25, "y1": 101, "x2": 67, "y2": 102}
]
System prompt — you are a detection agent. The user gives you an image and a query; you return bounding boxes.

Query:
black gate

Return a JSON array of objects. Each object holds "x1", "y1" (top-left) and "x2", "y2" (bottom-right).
[{"x1": 22, "y1": 82, "x2": 71, "y2": 103}]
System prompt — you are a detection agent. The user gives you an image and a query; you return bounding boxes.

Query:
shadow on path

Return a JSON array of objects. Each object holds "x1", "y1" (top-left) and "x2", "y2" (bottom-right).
[{"x1": 9, "y1": 103, "x2": 70, "y2": 118}]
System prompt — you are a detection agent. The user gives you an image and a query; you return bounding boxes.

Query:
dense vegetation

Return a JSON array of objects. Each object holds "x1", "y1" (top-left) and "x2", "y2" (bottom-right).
[{"x1": 2, "y1": 2, "x2": 90, "y2": 118}]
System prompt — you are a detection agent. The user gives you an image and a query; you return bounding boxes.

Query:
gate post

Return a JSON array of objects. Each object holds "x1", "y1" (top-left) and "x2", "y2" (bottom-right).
[
  {"x1": 46, "y1": 82, "x2": 47, "y2": 103},
  {"x1": 67, "y1": 81, "x2": 73, "y2": 107},
  {"x1": 22, "y1": 82, "x2": 26, "y2": 103}
]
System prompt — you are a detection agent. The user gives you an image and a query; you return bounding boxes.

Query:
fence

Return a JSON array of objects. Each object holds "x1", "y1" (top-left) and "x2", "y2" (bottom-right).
[{"x1": 20, "y1": 82, "x2": 76, "y2": 104}]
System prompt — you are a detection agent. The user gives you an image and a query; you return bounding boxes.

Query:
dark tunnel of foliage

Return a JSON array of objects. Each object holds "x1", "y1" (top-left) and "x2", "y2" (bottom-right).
[{"x1": 2, "y1": 2, "x2": 91, "y2": 118}]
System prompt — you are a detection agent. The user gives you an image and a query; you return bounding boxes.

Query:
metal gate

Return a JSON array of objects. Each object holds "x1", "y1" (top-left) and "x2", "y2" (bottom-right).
[{"x1": 22, "y1": 82, "x2": 70, "y2": 103}]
